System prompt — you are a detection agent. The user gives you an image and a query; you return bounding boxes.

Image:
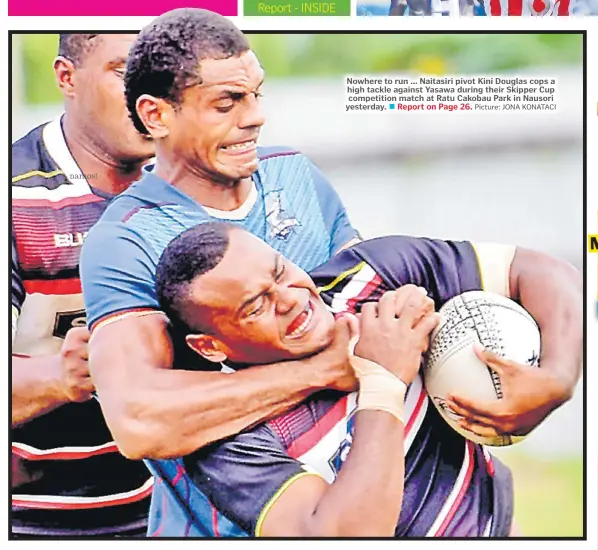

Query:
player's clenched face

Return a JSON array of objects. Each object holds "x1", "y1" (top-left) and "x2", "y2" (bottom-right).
[
  {"x1": 59, "y1": 34, "x2": 154, "y2": 163},
  {"x1": 164, "y1": 51, "x2": 266, "y2": 184},
  {"x1": 185, "y1": 230, "x2": 335, "y2": 365}
]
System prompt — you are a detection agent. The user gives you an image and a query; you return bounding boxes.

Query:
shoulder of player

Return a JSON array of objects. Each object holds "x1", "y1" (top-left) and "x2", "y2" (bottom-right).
[
  {"x1": 12, "y1": 123, "x2": 68, "y2": 188},
  {"x1": 257, "y1": 146, "x2": 328, "y2": 190},
  {"x1": 349, "y1": 235, "x2": 476, "y2": 256},
  {"x1": 80, "y1": 185, "x2": 172, "y2": 262},
  {"x1": 92, "y1": 177, "x2": 165, "y2": 225},
  {"x1": 316, "y1": 235, "x2": 480, "y2": 292},
  {"x1": 257, "y1": 145, "x2": 307, "y2": 164}
]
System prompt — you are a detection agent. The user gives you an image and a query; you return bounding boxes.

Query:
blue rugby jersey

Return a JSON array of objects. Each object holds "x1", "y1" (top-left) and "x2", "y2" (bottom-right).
[
  {"x1": 81, "y1": 146, "x2": 356, "y2": 331},
  {"x1": 80, "y1": 145, "x2": 357, "y2": 537},
  {"x1": 151, "y1": 236, "x2": 513, "y2": 537}
]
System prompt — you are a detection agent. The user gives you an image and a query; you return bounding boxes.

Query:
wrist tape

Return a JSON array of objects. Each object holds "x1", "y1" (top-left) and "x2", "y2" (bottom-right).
[{"x1": 350, "y1": 355, "x2": 407, "y2": 424}]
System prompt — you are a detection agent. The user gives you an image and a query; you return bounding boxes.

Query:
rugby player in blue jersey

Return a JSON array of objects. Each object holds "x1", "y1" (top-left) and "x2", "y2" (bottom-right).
[
  {"x1": 149, "y1": 223, "x2": 581, "y2": 537},
  {"x1": 81, "y1": 8, "x2": 360, "y2": 468}
]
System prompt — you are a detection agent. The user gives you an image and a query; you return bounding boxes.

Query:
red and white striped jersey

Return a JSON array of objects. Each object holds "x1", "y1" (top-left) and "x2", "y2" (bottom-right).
[{"x1": 11, "y1": 118, "x2": 152, "y2": 536}]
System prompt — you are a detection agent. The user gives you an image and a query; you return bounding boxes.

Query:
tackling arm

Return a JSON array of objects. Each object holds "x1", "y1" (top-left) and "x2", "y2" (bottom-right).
[{"x1": 89, "y1": 313, "x2": 356, "y2": 460}]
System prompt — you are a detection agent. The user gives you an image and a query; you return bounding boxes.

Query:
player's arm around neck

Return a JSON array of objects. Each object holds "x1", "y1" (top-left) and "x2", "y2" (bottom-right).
[
  {"x1": 88, "y1": 313, "x2": 357, "y2": 460},
  {"x1": 259, "y1": 287, "x2": 439, "y2": 537}
]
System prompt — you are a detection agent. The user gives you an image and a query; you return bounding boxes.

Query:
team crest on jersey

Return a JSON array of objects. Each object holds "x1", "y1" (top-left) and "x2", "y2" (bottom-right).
[
  {"x1": 264, "y1": 191, "x2": 300, "y2": 241},
  {"x1": 53, "y1": 310, "x2": 87, "y2": 339}
]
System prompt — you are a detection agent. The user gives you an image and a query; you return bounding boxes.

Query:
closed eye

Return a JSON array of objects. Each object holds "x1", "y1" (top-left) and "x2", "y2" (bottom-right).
[
  {"x1": 275, "y1": 263, "x2": 286, "y2": 282},
  {"x1": 247, "y1": 296, "x2": 266, "y2": 317},
  {"x1": 216, "y1": 103, "x2": 234, "y2": 113}
]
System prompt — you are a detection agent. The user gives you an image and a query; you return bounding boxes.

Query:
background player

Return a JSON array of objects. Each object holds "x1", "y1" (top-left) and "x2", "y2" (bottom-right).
[
  {"x1": 147, "y1": 222, "x2": 582, "y2": 537},
  {"x1": 81, "y1": 8, "x2": 359, "y2": 467},
  {"x1": 11, "y1": 34, "x2": 155, "y2": 537}
]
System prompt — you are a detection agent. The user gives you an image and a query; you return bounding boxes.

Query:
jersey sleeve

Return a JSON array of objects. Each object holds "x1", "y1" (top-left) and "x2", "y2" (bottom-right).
[
  {"x1": 11, "y1": 227, "x2": 25, "y2": 343},
  {"x1": 312, "y1": 235, "x2": 488, "y2": 310},
  {"x1": 80, "y1": 222, "x2": 160, "y2": 331},
  {"x1": 308, "y1": 159, "x2": 359, "y2": 254},
  {"x1": 183, "y1": 424, "x2": 316, "y2": 536}
]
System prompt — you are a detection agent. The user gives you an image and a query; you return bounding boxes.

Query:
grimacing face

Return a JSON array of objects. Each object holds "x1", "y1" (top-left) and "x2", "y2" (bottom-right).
[
  {"x1": 184, "y1": 229, "x2": 335, "y2": 366},
  {"x1": 162, "y1": 51, "x2": 266, "y2": 184},
  {"x1": 63, "y1": 34, "x2": 155, "y2": 163}
]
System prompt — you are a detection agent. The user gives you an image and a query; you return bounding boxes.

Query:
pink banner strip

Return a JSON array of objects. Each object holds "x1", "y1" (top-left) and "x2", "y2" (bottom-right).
[{"x1": 9, "y1": 0, "x2": 237, "y2": 16}]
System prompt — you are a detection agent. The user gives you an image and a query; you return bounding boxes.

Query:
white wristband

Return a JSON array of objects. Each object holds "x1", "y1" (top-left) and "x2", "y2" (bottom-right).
[{"x1": 350, "y1": 356, "x2": 407, "y2": 424}]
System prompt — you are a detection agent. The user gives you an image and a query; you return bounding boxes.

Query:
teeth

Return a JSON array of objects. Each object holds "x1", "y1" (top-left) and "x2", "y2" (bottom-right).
[
  {"x1": 223, "y1": 141, "x2": 255, "y2": 152},
  {"x1": 288, "y1": 304, "x2": 313, "y2": 339}
]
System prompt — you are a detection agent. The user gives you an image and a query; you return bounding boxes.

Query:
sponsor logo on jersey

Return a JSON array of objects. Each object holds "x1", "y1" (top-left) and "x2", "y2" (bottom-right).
[{"x1": 54, "y1": 232, "x2": 88, "y2": 248}]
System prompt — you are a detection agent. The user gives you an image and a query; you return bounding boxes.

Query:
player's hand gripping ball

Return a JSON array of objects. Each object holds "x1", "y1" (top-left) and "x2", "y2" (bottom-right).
[{"x1": 422, "y1": 291, "x2": 541, "y2": 446}]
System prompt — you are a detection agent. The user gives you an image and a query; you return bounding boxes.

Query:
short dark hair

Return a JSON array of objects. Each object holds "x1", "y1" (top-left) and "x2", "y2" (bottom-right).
[
  {"x1": 58, "y1": 34, "x2": 99, "y2": 67},
  {"x1": 125, "y1": 8, "x2": 251, "y2": 134},
  {"x1": 156, "y1": 222, "x2": 236, "y2": 334}
]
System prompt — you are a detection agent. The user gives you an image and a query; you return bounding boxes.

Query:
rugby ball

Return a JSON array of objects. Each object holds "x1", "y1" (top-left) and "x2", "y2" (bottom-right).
[{"x1": 423, "y1": 291, "x2": 541, "y2": 447}]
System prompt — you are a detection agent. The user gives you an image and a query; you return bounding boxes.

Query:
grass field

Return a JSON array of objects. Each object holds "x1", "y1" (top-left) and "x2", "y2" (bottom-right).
[{"x1": 498, "y1": 452, "x2": 584, "y2": 537}]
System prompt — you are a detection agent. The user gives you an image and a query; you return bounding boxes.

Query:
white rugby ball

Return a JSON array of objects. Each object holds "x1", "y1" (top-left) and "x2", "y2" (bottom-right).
[{"x1": 423, "y1": 291, "x2": 541, "y2": 447}]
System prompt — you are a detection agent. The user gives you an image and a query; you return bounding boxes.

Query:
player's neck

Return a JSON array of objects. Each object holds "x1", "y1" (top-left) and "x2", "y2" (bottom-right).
[
  {"x1": 62, "y1": 117, "x2": 146, "y2": 196},
  {"x1": 155, "y1": 160, "x2": 253, "y2": 212}
]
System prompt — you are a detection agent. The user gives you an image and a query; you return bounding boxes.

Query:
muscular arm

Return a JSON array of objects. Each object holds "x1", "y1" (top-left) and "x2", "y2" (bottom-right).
[
  {"x1": 261, "y1": 410, "x2": 404, "y2": 537},
  {"x1": 12, "y1": 355, "x2": 66, "y2": 426},
  {"x1": 259, "y1": 289, "x2": 436, "y2": 536},
  {"x1": 509, "y1": 246, "x2": 582, "y2": 401},
  {"x1": 89, "y1": 313, "x2": 354, "y2": 460},
  {"x1": 10, "y1": 230, "x2": 74, "y2": 427}
]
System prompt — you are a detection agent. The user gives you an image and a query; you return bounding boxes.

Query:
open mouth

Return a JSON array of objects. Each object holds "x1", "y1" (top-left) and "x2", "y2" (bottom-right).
[
  {"x1": 220, "y1": 140, "x2": 257, "y2": 154},
  {"x1": 286, "y1": 301, "x2": 315, "y2": 340}
]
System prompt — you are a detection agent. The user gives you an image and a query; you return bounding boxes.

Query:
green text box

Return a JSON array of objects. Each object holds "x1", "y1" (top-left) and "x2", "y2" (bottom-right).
[{"x1": 244, "y1": 0, "x2": 350, "y2": 16}]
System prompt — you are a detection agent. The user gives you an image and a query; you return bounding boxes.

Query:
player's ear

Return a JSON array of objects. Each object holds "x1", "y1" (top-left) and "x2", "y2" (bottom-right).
[
  {"x1": 54, "y1": 56, "x2": 76, "y2": 98},
  {"x1": 136, "y1": 95, "x2": 172, "y2": 140},
  {"x1": 186, "y1": 334, "x2": 228, "y2": 363}
]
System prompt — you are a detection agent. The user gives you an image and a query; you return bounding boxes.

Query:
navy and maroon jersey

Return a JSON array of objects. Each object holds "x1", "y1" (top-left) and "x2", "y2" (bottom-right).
[
  {"x1": 148, "y1": 236, "x2": 514, "y2": 537},
  {"x1": 11, "y1": 118, "x2": 152, "y2": 536}
]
